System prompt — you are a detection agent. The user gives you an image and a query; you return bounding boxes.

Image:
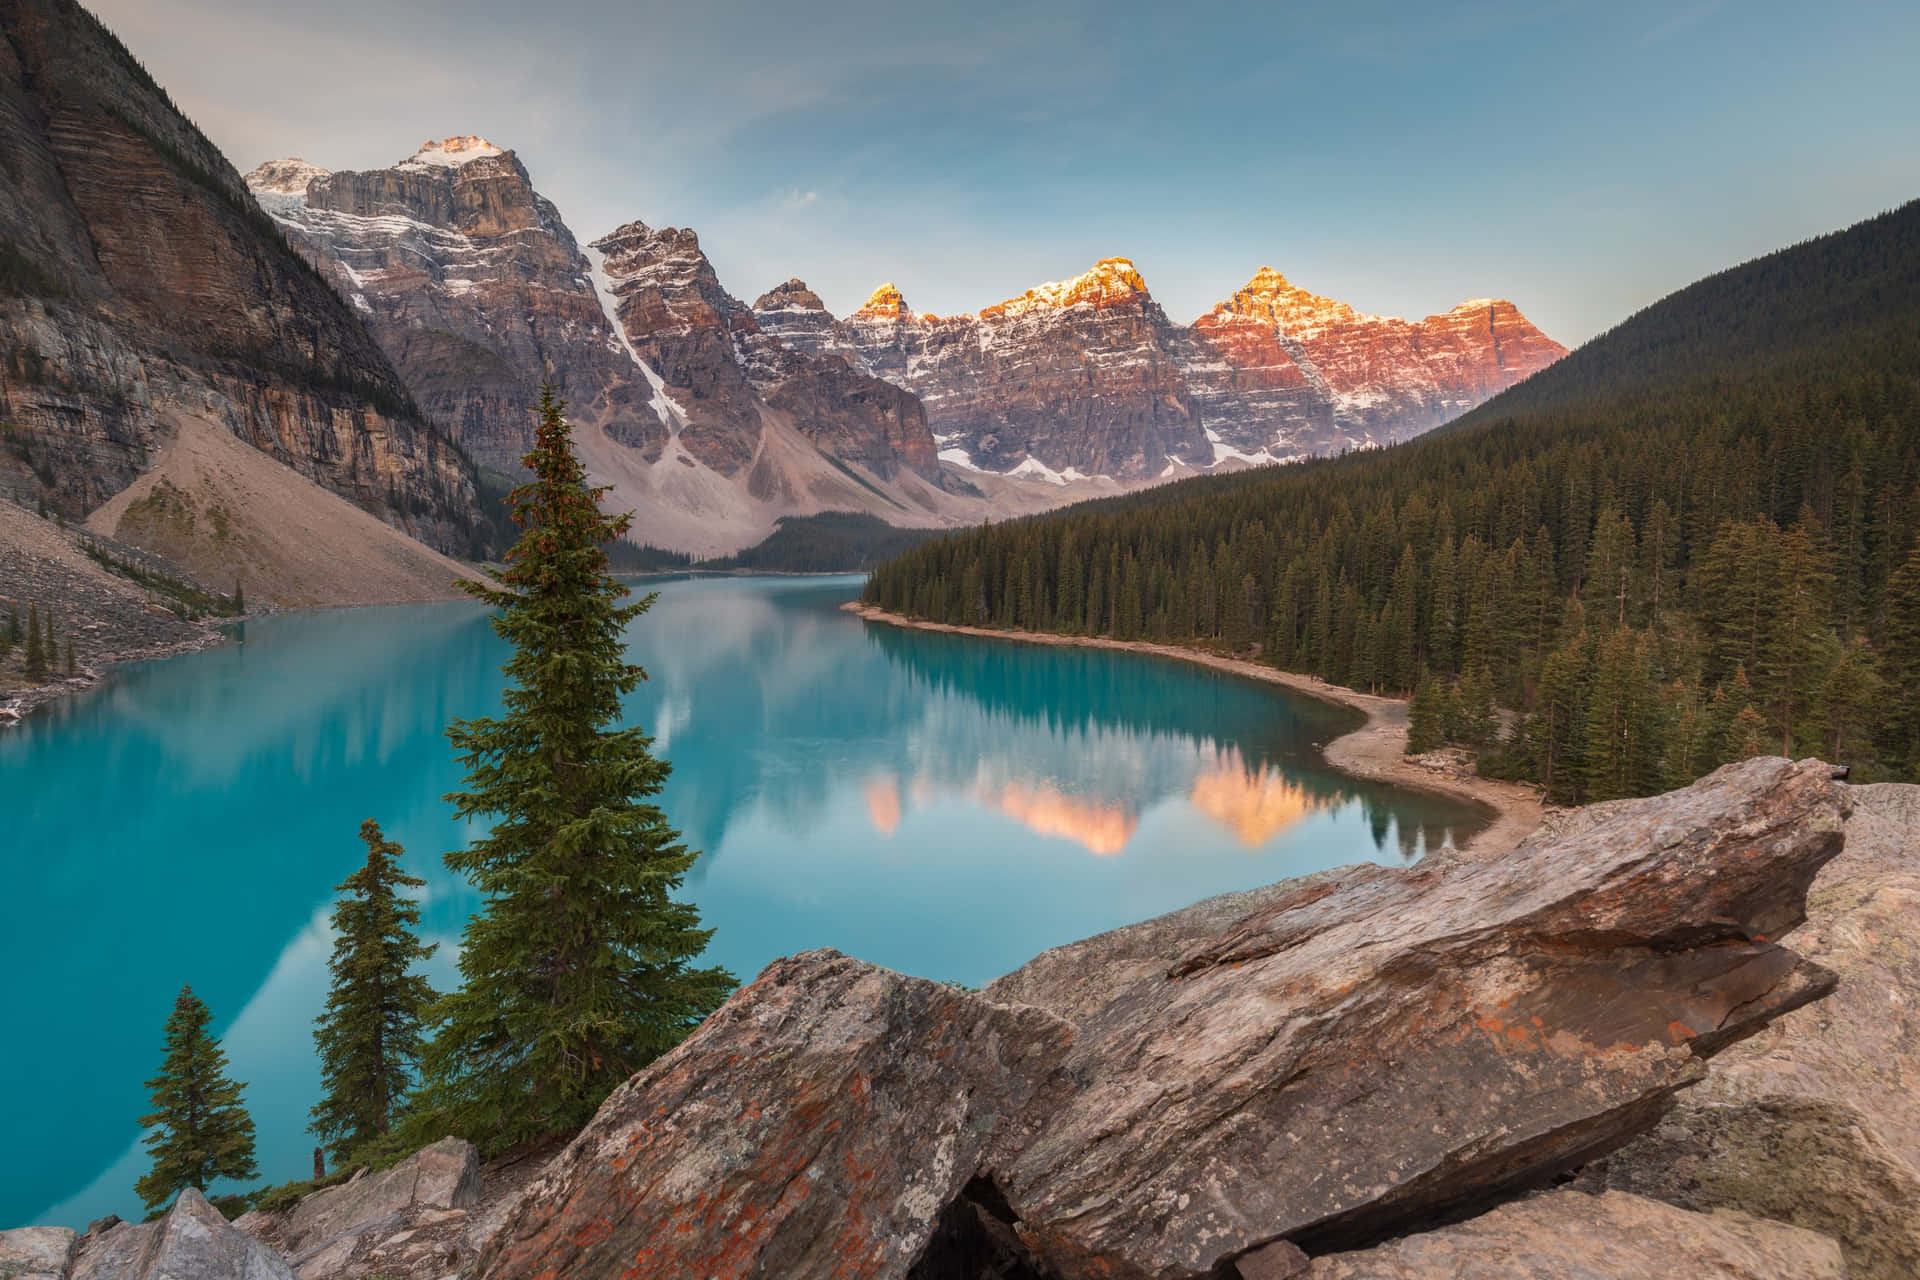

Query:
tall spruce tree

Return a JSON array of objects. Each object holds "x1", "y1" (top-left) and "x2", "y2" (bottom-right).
[
  {"x1": 413, "y1": 388, "x2": 732, "y2": 1152},
  {"x1": 136, "y1": 987, "x2": 257, "y2": 1210},
  {"x1": 311, "y1": 820, "x2": 437, "y2": 1163}
]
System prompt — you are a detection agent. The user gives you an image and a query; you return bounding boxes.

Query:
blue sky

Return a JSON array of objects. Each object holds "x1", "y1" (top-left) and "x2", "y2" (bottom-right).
[{"x1": 93, "y1": 0, "x2": 1920, "y2": 345}]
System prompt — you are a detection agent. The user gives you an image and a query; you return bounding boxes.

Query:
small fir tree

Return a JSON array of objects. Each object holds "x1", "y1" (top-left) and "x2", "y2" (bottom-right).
[
  {"x1": 232, "y1": 578, "x2": 245, "y2": 615},
  {"x1": 22, "y1": 602, "x2": 44, "y2": 680},
  {"x1": 65, "y1": 637, "x2": 75, "y2": 676},
  {"x1": 311, "y1": 820, "x2": 438, "y2": 1163},
  {"x1": 1406, "y1": 673, "x2": 1445, "y2": 755},
  {"x1": 136, "y1": 987, "x2": 258, "y2": 1210},
  {"x1": 412, "y1": 387, "x2": 733, "y2": 1152}
]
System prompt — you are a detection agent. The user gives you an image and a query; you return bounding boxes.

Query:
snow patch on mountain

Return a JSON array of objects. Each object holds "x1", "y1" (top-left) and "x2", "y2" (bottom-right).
[{"x1": 581, "y1": 242, "x2": 685, "y2": 433}]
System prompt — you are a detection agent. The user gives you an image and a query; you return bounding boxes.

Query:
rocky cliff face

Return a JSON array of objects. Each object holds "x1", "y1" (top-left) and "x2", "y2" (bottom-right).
[
  {"x1": 0, "y1": 0, "x2": 481, "y2": 561},
  {"x1": 588, "y1": 220, "x2": 939, "y2": 480},
  {"x1": 248, "y1": 139, "x2": 660, "y2": 473},
  {"x1": 762, "y1": 261, "x2": 1214, "y2": 481},
  {"x1": 754, "y1": 260, "x2": 1566, "y2": 480},
  {"x1": 1186, "y1": 267, "x2": 1567, "y2": 457},
  {"x1": 250, "y1": 149, "x2": 953, "y2": 553}
]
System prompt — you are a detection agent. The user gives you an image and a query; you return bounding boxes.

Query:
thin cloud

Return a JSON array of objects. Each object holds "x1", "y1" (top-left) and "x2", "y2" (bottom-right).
[{"x1": 1641, "y1": 0, "x2": 1726, "y2": 45}]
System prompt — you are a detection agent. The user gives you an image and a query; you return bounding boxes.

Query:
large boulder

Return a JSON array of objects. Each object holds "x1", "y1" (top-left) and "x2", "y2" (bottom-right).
[
  {"x1": 70, "y1": 1189, "x2": 293, "y2": 1280},
  {"x1": 1300, "y1": 1189, "x2": 1845, "y2": 1279},
  {"x1": 237, "y1": 1137, "x2": 485, "y2": 1280},
  {"x1": 474, "y1": 950, "x2": 1075, "y2": 1280},
  {"x1": 1577, "y1": 781, "x2": 1920, "y2": 1279},
  {"x1": 997, "y1": 757, "x2": 1847, "y2": 1279},
  {"x1": 0, "y1": 1227, "x2": 74, "y2": 1280}
]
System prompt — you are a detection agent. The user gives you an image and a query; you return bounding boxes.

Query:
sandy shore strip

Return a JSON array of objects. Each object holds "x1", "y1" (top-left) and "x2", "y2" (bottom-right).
[{"x1": 844, "y1": 601, "x2": 1545, "y2": 857}]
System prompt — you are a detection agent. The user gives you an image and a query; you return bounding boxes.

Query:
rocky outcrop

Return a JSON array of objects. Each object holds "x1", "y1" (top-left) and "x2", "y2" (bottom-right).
[
  {"x1": 1576, "y1": 781, "x2": 1920, "y2": 1279},
  {"x1": 1300, "y1": 1190, "x2": 1845, "y2": 1279},
  {"x1": 756, "y1": 262, "x2": 1564, "y2": 482},
  {"x1": 463, "y1": 758, "x2": 1844, "y2": 1280},
  {"x1": 474, "y1": 950, "x2": 1075, "y2": 1280},
  {"x1": 0, "y1": 1227, "x2": 73, "y2": 1280},
  {"x1": 236, "y1": 1138, "x2": 499, "y2": 1280},
  {"x1": 69, "y1": 1189, "x2": 292, "y2": 1280},
  {"x1": 0, "y1": 0, "x2": 481, "y2": 563},
  {"x1": 996, "y1": 756, "x2": 1844, "y2": 1277}
]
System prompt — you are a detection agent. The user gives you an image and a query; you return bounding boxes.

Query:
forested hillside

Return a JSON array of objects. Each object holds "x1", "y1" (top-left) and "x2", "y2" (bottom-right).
[{"x1": 864, "y1": 199, "x2": 1920, "y2": 802}]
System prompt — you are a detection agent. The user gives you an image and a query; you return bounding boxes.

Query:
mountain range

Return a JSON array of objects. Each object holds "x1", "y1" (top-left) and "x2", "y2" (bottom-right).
[
  {"x1": 244, "y1": 136, "x2": 1564, "y2": 556},
  {"x1": 0, "y1": 0, "x2": 1565, "y2": 607}
]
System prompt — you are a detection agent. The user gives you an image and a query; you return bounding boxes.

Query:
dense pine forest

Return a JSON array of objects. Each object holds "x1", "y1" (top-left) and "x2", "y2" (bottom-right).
[{"x1": 864, "y1": 200, "x2": 1920, "y2": 802}]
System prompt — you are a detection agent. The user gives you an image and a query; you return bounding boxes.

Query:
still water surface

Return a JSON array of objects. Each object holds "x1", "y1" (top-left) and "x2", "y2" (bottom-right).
[{"x1": 1, "y1": 574, "x2": 1483, "y2": 1226}]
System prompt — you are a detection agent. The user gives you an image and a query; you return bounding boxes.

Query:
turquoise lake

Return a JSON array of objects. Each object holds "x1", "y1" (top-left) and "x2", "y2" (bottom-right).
[{"x1": 0, "y1": 574, "x2": 1485, "y2": 1227}]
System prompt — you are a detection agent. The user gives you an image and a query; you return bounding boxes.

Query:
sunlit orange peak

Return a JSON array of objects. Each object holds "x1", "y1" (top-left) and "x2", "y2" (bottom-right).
[
  {"x1": 984, "y1": 257, "x2": 1149, "y2": 317},
  {"x1": 856, "y1": 282, "x2": 911, "y2": 318}
]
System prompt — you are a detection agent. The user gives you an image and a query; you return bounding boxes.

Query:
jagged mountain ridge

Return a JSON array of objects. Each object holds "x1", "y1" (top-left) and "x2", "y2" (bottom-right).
[
  {"x1": 0, "y1": 0, "x2": 484, "y2": 582},
  {"x1": 248, "y1": 142, "x2": 1042, "y2": 557},
  {"x1": 744, "y1": 257, "x2": 1559, "y2": 483},
  {"x1": 755, "y1": 258, "x2": 1567, "y2": 481},
  {"x1": 243, "y1": 130, "x2": 1562, "y2": 545}
]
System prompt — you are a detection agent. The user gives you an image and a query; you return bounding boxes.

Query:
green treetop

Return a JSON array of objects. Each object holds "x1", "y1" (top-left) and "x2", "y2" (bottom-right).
[
  {"x1": 136, "y1": 986, "x2": 258, "y2": 1211},
  {"x1": 412, "y1": 387, "x2": 733, "y2": 1153},
  {"x1": 311, "y1": 820, "x2": 438, "y2": 1164}
]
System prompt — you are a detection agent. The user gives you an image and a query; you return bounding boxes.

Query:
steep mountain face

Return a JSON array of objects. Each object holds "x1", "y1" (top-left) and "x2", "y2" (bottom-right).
[
  {"x1": 248, "y1": 139, "x2": 660, "y2": 472},
  {"x1": 0, "y1": 0, "x2": 481, "y2": 564},
  {"x1": 588, "y1": 221, "x2": 938, "y2": 481},
  {"x1": 1187, "y1": 267, "x2": 1567, "y2": 455},
  {"x1": 764, "y1": 260, "x2": 1214, "y2": 481},
  {"x1": 755, "y1": 259, "x2": 1565, "y2": 479},
  {"x1": 250, "y1": 147, "x2": 959, "y2": 554}
]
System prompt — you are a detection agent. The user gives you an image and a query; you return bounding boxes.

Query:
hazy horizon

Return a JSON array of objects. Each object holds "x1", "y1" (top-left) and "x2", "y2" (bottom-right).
[{"x1": 89, "y1": 0, "x2": 1920, "y2": 347}]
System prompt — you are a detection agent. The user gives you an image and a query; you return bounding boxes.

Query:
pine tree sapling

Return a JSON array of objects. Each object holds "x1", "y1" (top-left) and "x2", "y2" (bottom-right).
[
  {"x1": 136, "y1": 986, "x2": 258, "y2": 1210},
  {"x1": 414, "y1": 388, "x2": 733, "y2": 1152},
  {"x1": 311, "y1": 820, "x2": 438, "y2": 1164}
]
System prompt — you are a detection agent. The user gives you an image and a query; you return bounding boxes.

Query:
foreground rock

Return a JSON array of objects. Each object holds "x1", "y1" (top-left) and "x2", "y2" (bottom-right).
[
  {"x1": 70, "y1": 1190, "x2": 292, "y2": 1280},
  {"x1": 237, "y1": 1137, "x2": 487, "y2": 1280},
  {"x1": 0, "y1": 1227, "x2": 73, "y2": 1280},
  {"x1": 1301, "y1": 1190, "x2": 1844, "y2": 1279},
  {"x1": 474, "y1": 950, "x2": 1074, "y2": 1280},
  {"x1": 1577, "y1": 781, "x2": 1920, "y2": 1279},
  {"x1": 998, "y1": 756, "x2": 1846, "y2": 1278}
]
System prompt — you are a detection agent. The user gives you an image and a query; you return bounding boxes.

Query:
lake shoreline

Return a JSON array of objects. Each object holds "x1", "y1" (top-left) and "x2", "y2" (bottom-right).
[{"x1": 843, "y1": 601, "x2": 1546, "y2": 857}]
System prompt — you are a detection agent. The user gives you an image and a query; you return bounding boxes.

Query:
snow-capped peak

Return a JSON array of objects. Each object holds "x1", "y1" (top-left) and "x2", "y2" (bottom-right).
[
  {"x1": 242, "y1": 157, "x2": 330, "y2": 198},
  {"x1": 981, "y1": 257, "x2": 1149, "y2": 318},
  {"x1": 855, "y1": 282, "x2": 910, "y2": 319},
  {"x1": 398, "y1": 135, "x2": 504, "y2": 170}
]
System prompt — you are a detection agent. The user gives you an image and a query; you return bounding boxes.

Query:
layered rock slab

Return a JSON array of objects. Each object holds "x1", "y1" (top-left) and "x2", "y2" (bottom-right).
[
  {"x1": 70, "y1": 1189, "x2": 292, "y2": 1280},
  {"x1": 1577, "y1": 781, "x2": 1920, "y2": 1279},
  {"x1": 1301, "y1": 1189, "x2": 1845, "y2": 1279},
  {"x1": 995, "y1": 756, "x2": 1848, "y2": 1279},
  {"x1": 0, "y1": 1227, "x2": 73, "y2": 1280},
  {"x1": 473, "y1": 950, "x2": 1074, "y2": 1280}
]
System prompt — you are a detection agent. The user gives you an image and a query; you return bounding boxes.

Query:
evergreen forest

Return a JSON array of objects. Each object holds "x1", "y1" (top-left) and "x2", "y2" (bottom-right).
[{"x1": 864, "y1": 199, "x2": 1920, "y2": 802}]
